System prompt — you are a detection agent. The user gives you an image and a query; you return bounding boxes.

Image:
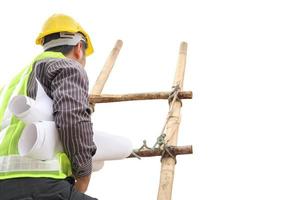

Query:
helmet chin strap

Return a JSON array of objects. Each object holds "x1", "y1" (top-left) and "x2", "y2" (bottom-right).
[{"x1": 42, "y1": 32, "x2": 86, "y2": 50}]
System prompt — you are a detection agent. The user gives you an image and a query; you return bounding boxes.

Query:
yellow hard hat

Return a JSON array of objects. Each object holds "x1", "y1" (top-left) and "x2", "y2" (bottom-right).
[{"x1": 35, "y1": 14, "x2": 94, "y2": 56}]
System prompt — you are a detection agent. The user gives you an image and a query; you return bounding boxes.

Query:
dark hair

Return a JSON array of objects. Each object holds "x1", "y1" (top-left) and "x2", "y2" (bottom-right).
[{"x1": 43, "y1": 32, "x2": 87, "y2": 56}]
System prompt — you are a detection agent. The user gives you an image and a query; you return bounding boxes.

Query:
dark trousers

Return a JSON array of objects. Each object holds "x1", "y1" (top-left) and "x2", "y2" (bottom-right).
[{"x1": 0, "y1": 177, "x2": 98, "y2": 200}]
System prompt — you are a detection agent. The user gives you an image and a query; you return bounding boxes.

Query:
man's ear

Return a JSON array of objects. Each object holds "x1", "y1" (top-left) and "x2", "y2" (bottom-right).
[{"x1": 74, "y1": 42, "x2": 84, "y2": 59}]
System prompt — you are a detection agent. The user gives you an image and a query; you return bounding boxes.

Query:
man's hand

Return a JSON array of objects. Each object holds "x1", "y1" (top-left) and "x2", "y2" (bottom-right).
[{"x1": 75, "y1": 175, "x2": 91, "y2": 193}]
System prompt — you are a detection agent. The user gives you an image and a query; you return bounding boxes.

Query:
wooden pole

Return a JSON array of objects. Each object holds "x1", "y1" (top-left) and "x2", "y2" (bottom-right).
[
  {"x1": 88, "y1": 91, "x2": 192, "y2": 103},
  {"x1": 91, "y1": 40, "x2": 123, "y2": 95},
  {"x1": 127, "y1": 145, "x2": 193, "y2": 158},
  {"x1": 89, "y1": 40, "x2": 123, "y2": 112},
  {"x1": 157, "y1": 42, "x2": 188, "y2": 200}
]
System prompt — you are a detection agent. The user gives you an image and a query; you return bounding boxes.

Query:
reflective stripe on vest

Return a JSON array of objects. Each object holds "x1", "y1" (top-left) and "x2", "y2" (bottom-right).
[
  {"x1": 0, "y1": 52, "x2": 72, "y2": 179},
  {"x1": 0, "y1": 155, "x2": 60, "y2": 172}
]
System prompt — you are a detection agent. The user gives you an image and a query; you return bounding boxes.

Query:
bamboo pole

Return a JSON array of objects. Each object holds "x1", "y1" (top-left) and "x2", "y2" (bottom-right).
[
  {"x1": 91, "y1": 40, "x2": 123, "y2": 95},
  {"x1": 89, "y1": 40, "x2": 123, "y2": 112},
  {"x1": 157, "y1": 42, "x2": 188, "y2": 200},
  {"x1": 88, "y1": 91, "x2": 192, "y2": 103},
  {"x1": 127, "y1": 145, "x2": 193, "y2": 158}
]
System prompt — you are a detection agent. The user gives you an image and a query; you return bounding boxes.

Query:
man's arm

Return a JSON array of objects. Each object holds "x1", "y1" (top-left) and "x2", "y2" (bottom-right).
[
  {"x1": 75, "y1": 175, "x2": 91, "y2": 193},
  {"x1": 46, "y1": 59, "x2": 96, "y2": 190}
]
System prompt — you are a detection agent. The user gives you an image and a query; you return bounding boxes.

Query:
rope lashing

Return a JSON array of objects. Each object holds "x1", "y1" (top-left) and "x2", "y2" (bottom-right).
[
  {"x1": 131, "y1": 140, "x2": 152, "y2": 160},
  {"x1": 139, "y1": 140, "x2": 152, "y2": 151},
  {"x1": 152, "y1": 134, "x2": 166, "y2": 149},
  {"x1": 134, "y1": 84, "x2": 182, "y2": 163},
  {"x1": 161, "y1": 145, "x2": 177, "y2": 164},
  {"x1": 168, "y1": 84, "x2": 182, "y2": 107}
]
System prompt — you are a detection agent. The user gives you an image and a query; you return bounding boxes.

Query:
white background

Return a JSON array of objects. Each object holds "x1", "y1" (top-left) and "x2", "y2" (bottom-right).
[{"x1": 1, "y1": 0, "x2": 300, "y2": 199}]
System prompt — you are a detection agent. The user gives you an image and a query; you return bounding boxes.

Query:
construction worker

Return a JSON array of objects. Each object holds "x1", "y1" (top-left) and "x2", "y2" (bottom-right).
[{"x1": 0, "y1": 14, "x2": 97, "y2": 199}]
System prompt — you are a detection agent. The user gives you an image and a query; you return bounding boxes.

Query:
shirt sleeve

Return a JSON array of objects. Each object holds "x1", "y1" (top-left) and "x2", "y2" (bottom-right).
[{"x1": 45, "y1": 58, "x2": 96, "y2": 178}]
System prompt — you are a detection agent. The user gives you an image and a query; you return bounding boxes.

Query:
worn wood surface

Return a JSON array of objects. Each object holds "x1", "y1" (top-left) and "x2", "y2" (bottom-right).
[
  {"x1": 88, "y1": 91, "x2": 192, "y2": 103},
  {"x1": 157, "y1": 42, "x2": 188, "y2": 200},
  {"x1": 127, "y1": 145, "x2": 193, "y2": 158},
  {"x1": 89, "y1": 40, "x2": 123, "y2": 112},
  {"x1": 91, "y1": 40, "x2": 123, "y2": 95}
]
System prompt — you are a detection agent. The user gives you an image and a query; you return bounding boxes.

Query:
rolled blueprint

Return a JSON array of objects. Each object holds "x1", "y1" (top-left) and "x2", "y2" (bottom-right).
[
  {"x1": 8, "y1": 95, "x2": 53, "y2": 124},
  {"x1": 93, "y1": 131, "x2": 133, "y2": 161},
  {"x1": 18, "y1": 122, "x2": 133, "y2": 161},
  {"x1": 92, "y1": 160, "x2": 105, "y2": 172},
  {"x1": 18, "y1": 121, "x2": 105, "y2": 171},
  {"x1": 11, "y1": 94, "x2": 133, "y2": 172},
  {"x1": 18, "y1": 121, "x2": 62, "y2": 160}
]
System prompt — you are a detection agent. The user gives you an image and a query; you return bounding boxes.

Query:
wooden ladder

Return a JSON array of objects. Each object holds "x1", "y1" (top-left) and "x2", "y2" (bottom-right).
[{"x1": 89, "y1": 40, "x2": 193, "y2": 200}]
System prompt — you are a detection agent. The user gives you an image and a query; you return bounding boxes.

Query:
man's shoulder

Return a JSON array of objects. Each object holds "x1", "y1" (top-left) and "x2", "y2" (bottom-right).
[
  {"x1": 37, "y1": 57, "x2": 82, "y2": 69},
  {"x1": 35, "y1": 57, "x2": 86, "y2": 78}
]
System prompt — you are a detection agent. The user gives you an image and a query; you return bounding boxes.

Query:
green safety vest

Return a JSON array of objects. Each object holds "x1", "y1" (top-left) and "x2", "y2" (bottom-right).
[{"x1": 0, "y1": 52, "x2": 72, "y2": 179}]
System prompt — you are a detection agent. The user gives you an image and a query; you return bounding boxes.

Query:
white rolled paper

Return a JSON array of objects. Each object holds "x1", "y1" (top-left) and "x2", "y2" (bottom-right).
[
  {"x1": 18, "y1": 121, "x2": 62, "y2": 160},
  {"x1": 8, "y1": 95, "x2": 53, "y2": 124},
  {"x1": 18, "y1": 121, "x2": 106, "y2": 172},
  {"x1": 10, "y1": 93, "x2": 133, "y2": 172},
  {"x1": 92, "y1": 160, "x2": 105, "y2": 172},
  {"x1": 18, "y1": 122, "x2": 133, "y2": 162},
  {"x1": 93, "y1": 131, "x2": 133, "y2": 161}
]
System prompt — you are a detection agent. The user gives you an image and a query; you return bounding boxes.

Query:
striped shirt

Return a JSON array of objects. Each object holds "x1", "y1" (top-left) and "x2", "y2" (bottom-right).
[{"x1": 27, "y1": 57, "x2": 96, "y2": 178}]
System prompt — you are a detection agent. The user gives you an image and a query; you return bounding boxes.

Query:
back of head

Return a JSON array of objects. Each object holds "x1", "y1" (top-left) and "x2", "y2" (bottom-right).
[
  {"x1": 42, "y1": 32, "x2": 87, "y2": 56},
  {"x1": 35, "y1": 14, "x2": 94, "y2": 56}
]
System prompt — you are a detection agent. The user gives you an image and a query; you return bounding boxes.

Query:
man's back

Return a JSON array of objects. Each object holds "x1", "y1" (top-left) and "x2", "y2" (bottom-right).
[{"x1": 0, "y1": 13, "x2": 98, "y2": 199}]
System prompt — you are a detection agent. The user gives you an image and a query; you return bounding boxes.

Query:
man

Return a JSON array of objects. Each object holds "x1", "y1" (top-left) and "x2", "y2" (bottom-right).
[{"x1": 0, "y1": 14, "x2": 97, "y2": 199}]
